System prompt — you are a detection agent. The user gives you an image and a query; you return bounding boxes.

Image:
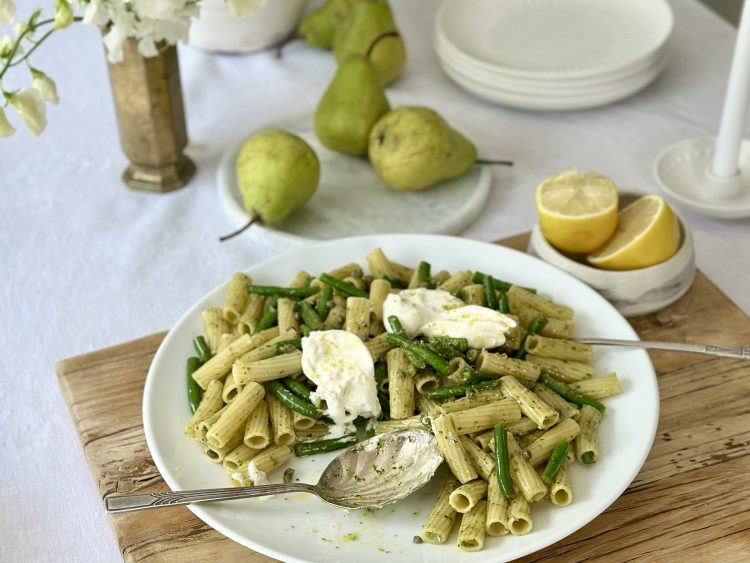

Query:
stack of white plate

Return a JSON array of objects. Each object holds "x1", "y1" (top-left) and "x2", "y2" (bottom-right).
[{"x1": 434, "y1": 0, "x2": 673, "y2": 112}]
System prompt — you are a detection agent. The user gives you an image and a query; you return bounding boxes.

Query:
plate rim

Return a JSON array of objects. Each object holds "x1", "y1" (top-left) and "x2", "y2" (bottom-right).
[
  {"x1": 435, "y1": 0, "x2": 673, "y2": 80},
  {"x1": 439, "y1": 58, "x2": 666, "y2": 111},
  {"x1": 142, "y1": 233, "x2": 660, "y2": 563}
]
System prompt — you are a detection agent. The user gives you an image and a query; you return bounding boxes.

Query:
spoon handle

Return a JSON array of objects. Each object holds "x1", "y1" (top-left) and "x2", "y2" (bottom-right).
[
  {"x1": 576, "y1": 338, "x2": 750, "y2": 359},
  {"x1": 105, "y1": 483, "x2": 317, "y2": 513}
]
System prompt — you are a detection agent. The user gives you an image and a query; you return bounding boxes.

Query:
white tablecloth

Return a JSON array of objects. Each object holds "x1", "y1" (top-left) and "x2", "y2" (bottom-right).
[{"x1": 2, "y1": 1, "x2": 748, "y2": 561}]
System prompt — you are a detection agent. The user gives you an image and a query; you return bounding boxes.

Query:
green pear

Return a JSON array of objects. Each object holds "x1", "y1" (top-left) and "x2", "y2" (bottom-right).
[
  {"x1": 314, "y1": 50, "x2": 390, "y2": 156},
  {"x1": 368, "y1": 106, "x2": 476, "y2": 191},
  {"x1": 298, "y1": 0, "x2": 357, "y2": 49},
  {"x1": 333, "y1": 0, "x2": 406, "y2": 85},
  {"x1": 235, "y1": 130, "x2": 320, "y2": 224}
]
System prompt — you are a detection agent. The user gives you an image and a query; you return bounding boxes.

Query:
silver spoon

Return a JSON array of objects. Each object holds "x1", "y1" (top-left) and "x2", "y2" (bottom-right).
[
  {"x1": 576, "y1": 338, "x2": 750, "y2": 359},
  {"x1": 105, "y1": 429, "x2": 443, "y2": 514}
]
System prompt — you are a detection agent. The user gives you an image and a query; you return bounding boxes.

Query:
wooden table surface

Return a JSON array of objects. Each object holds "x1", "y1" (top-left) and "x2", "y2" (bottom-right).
[{"x1": 56, "y1": 234, "x2": 750, "y2": 562}]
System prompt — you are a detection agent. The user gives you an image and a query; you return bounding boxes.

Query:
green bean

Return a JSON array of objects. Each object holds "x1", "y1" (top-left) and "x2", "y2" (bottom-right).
[
  {"x1": 300, "y1": 324, "x2": 311, "y2": 337},
  {"x1": 316, "y1": 285, "x2": 333, "y2": 319},
  {"x1": 417, "y1": 261, "x2": 431, "y2": 286},
  {"x1": 247, "y1": 285, "x2": 319, "y2": 298},
  {"x1": 465, "y1": 349, "x2": 481, "y2": 363},
  {"x1": 516, "y1": 313, "x2": 548, "y2": 359},
  {"x1": 186, "y1": 356, "x2": 203, "y2": 414},
  {"x1": 426, "y1": 335, "x2": 468, "y2": 352},
  {"x1": 374, "y1": 362, "x2": 388, "y2": 385},
  {"x1": 383, "y1": 275, "x2": 406, "y2": 289},
  {"x1": 461, "y1": 367, "x2": 494, "y2": 384},
  {"x1": 319, "y1": 273, "x2": 368, "y2": 297},
  {"x1": 387, "y1": 315, "x2": 406, "y2": 337},
  {"x1": 406, "y1": 352, "x2": 427, "y2": 371},
  {"x1": 581, "y1": 452, "x2": 596, "y2": 465},
  {"x1": 541, "y1": 441, "x2": 570, "y2": 484},
  {"x1": 483, "y1": 273, "x2": 498, "y2": 310},
  {"x1": 294, "y1": 433, "x2": 358, "y2": 457},
  {"x1": 428, "y1": 340, "x2": 464, "y2": 361},
  {"x1": 497, "y1": 291, "x2": 510, "y2": 314},
  {"x1": 385, "y1": 333, "x2": 450, "y2": 375},
  {"x1": 192, "y1": 336, "x2": 211, "y2": 364},
  {"x1": 254, "y1": 310, "x2": 277, "y2": 333},
  {"x1": 494, "y1": 425, "x2": 516, "y2": 497},
  {"x1": 266, "y1": 380, "x2": 321, "y2": 419},
  {"x1": 425, "y1": 379, "x2": 500, "y2": 400},
  {"x1": 273, "y1": 338, "x2": 302, "y2": 355},
  {"x1": 539, "y1": 371, "x2": 606, "y2": 413},
  {"x1": 473, "y1": 272, "x2": 537, "y2": 294},
  {"x1": 387, "y1": 335, "x2": 427, "y2": 371},
  {"x1": 298, "y1": 301, "x2": 324, "y2": 330},
  {"x1": 247, "y1": 285, "x2": 318, "y2": 299},
  {"x1": 281, "y1": 376, "x2": 312, "y2": 401}
]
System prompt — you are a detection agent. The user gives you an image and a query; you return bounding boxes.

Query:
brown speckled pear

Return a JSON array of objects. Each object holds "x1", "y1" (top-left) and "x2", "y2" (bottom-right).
[{"x1": 368, "y1": 106, "x2": 476, "y2": 191}]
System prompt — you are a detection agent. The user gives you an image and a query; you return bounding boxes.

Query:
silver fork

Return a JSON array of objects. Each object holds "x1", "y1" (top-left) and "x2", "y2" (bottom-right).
[{"x1": 575, "y1": 338, "x2": 750, "y2": 359}]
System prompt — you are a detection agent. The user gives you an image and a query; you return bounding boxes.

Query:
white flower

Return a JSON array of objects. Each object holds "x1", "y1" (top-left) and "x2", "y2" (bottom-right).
[
  {"x1": 101, "y1": 3, "x2": 137, "y2": 63},
  {"x1": 52, "y1": 0, "x2": 74, "y2": 29},
  {"x1": 137, "y1": 36, "x2": 158, "y2": 57},
  {"x1": 82, "y1": 0, "x2": 110, "y2": 27},
  {"x1": 31, "y1": 69, "x2": 59, "y2": 105},
  {"x1": 13, "y1": 21, "x2": 27, "y2": 37},
  {"x1": 0, "y1": 106, "x2": 15, "y2": 137},
  {"x1": 0, "y1": 35, "x2": 18, "y2": 59},
  {"x1": 94, "y1": 0, "x2": 200, "y2": 63},
  {"x1": 8, "y1": 88, "x2": 46, "y2": 136},
  {"x1": 227, "y1": 0, "x2": 266, "y2": 18},
  {"x1": 0, "y1": 0, "x2": 14, "y2": 27}
]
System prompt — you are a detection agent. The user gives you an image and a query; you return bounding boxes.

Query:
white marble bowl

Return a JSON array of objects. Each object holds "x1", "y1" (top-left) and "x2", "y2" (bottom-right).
[{"x1": 527, "y1": 194, "x2": 696, "y2": 317}]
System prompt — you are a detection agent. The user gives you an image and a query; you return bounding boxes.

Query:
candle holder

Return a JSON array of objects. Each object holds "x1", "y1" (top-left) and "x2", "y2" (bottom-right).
[{"x1": 653, "y1": 1, "x2": 750, "y2": 219}]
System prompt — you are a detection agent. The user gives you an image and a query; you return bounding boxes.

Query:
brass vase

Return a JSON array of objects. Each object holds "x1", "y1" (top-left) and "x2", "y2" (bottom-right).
[{"x1": 106, "y1": 40, "x2": 196, "y2": 192}]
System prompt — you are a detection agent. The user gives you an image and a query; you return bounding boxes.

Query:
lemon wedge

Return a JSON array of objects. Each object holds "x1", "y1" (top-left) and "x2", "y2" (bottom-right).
[
  {"x1": 535, "y1": 168, "x2": 619, "y2": 253},
  {"x1": 587, "y1": 195, "x2": 680, "y2": 270}
]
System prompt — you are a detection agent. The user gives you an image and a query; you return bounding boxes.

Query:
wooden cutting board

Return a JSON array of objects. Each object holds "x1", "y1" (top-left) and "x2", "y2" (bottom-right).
[{"x1": 56, "y1": 233, "x2": 750, "y2": 563}]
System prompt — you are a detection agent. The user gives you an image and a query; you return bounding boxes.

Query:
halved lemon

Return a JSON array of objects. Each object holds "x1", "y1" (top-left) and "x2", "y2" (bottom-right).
[
  {"x1": 587, "y1": 195, "x2": 680, "y2": 270},
  {"x1": 535, "y1": 168, "x2": 619, "y2": 253}
]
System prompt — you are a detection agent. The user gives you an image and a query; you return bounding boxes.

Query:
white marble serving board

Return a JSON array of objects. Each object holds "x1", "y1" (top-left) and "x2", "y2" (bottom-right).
[{"x1": 217, "y1": 111, "x2": 492, "y2": 250}]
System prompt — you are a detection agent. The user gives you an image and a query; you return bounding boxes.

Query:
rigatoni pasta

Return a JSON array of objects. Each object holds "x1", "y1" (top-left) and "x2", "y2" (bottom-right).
[
  {"x1": 449, "y1": 479, "x2": 488, "y2": 513},
  {"x1": 206, "y1": 382, "x2": 265, "y2": 448},
  {"x1": 432, "y1": 414, "x2": 478, "y2": 484},
  {"x1": 180, "y1": 253, "x2": 625, "y2": 555},
  {"x1": 421, "y1": 480, "x2": 459, "y2": 544},
  {"x1": 458, "y1": 500, "x2": 488, "y2": 551},
  {"x1": 500, "y1": 376, "x2": 559, "y2": 430},
  {"x1": 223, "y1": 273, "x2": 251, "y2": 324}
]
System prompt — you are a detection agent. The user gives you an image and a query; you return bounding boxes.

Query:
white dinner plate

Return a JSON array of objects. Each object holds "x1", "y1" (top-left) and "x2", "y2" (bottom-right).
[
  {"x1": 217, "y1": 112, "x2": 491, "y2": 252},
  {"x1": 437, "y1": 45, "x2": 667, "y2": 98},
  {"x1": 439, "y1": 56, "x2": 667, "y2": 111},
  {"x1": 436, "y1": 0, "x2": 673, "y2": 79},
  {"x1": 143, "y1": 234, "x2": 659, "y2": 563},
  {"x1": 434, "y1": 29, "x2": 667, "y2": 92}
]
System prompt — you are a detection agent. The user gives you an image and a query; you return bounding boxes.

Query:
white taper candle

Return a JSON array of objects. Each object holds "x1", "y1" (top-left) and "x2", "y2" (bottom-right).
[{"x1": 712, "y1": 1, "x2": 750, "y2": 178}]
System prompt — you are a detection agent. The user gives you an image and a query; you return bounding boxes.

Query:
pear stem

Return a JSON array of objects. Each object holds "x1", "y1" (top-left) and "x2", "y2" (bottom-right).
[
  {"x1": 365, "y1": 31, "x2": 400, "y2": 59},
  {"x1": 274, "y1": 32, "x2": 302, "y2": 58},
  {"x1": 219, "y1": 213, "x2": 262, "y2": 242},
  {"x1": 475, "y1": 159, "x2": 514, "y2": 166}
]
